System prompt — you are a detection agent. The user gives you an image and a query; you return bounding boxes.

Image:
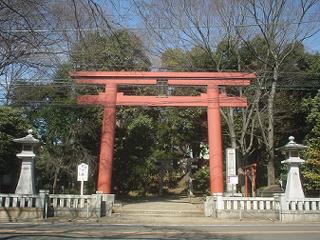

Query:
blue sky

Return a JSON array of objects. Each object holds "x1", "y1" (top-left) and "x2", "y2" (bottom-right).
[
  {"x1": 102, "y1": 0, "x2": 320, "y2": 54},
  {"x1": 303, "y1": 32, "x2": 320, "y2": 53}
]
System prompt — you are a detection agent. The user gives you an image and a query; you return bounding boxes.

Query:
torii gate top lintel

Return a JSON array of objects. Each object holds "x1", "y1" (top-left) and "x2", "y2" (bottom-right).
[
  {"x1": 72, "y1": 71, "x2": 255, "y2": 108},
  {"x1": 71, "y1": 71, "x2": 255, "y2": 86}
]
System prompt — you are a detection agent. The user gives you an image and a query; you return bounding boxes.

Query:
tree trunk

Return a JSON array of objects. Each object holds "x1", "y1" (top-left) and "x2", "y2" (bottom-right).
[
  {"x1": 52, "y1": 165, "x2": 60, "y2": 194},
  {"x1": 228, "y1": 108, "x2": 237, "y2": 149},
  {"x1": 267, "y1": 65, "x2": 278, "y2": 186},
  {"x1": 267, "y1": 148, "x2": 275, "y2": 186}
]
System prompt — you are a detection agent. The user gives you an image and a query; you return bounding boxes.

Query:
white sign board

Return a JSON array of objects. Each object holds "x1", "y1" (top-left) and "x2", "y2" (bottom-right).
[
  {"x1": 77, "y1": 163, "x2": 88, "y2": 182},
  {"x1": 228, "y1": 175, "x2": 239, "y2": 185},
  {"x1": 226, "y1": 148, "x2": 236, "y2": 176}
]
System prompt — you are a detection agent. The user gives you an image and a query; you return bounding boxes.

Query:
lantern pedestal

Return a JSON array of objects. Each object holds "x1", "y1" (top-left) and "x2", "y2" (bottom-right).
[
  {"x1": 282, "y1": 158, "x2": 305, "y2": 199},
  {"x1": 15, "y1": 159, "x2": 35, "y2": 195}
]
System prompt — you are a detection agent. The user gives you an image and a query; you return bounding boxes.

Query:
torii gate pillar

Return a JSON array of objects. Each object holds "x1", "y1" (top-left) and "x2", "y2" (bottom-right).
[
  {"x1": 207, "y1": 85, "x2": 223, "y2": 193},
  {"x1": 98, "y1": 84, "x2": 117, "y2": 193}
]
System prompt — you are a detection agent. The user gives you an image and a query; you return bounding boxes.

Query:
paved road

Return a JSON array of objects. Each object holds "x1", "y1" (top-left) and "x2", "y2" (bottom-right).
[{"x1": 0, "y1": 222, "x2": 319, "y2": 239}]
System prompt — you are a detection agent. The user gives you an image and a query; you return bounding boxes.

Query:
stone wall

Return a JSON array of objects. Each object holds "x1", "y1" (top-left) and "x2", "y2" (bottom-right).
[
  {"x1": 205, "y1": 194, "x2": 320, "y2": 222},
  {"x1": 0, "y1": 191, "x2": 115, "y2": 221}
]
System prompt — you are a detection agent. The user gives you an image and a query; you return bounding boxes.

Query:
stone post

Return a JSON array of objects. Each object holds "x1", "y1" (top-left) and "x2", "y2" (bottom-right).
[
  {"x1": 91, "y1": 193, "x2": 102, "y2": 218},
  {"x1": 39, "y1": 189, "x2": 49, "y2": 219},
  {"x1": 101, "y1": 194, "x2": 115, "y2": 217},
  {"x1": 204, "y1": 196, "x2": 215, "y2": 217},
  {"x1": 274, "y1": 193, "x2": 287, "y2": 222},
  {"x1": 226, "y1": 148, "x2": 237, "y2": 194}
]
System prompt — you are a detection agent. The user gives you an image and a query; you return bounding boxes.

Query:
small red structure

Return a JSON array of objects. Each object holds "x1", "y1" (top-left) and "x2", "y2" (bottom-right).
[
  {"x1": 243, "y1": 163, "x2": 257, "y2": 197},
  {"x1": 71, "y1": 71, "x2": 255, "y2": 194}
]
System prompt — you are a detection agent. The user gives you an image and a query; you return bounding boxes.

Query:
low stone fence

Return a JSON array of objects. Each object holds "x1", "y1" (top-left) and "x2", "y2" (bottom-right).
[
  {"x1": 48, "y1": 193, "x2": 114, "y2": 218},
  {"x1": 0, "y1": 192, "x2": 45, "y2": 221},
  {"x1": 276, "y1": 195, "x2": 320, "y2": 222},
  {"x1": 205, "y1": 195, "x2": 277, "y2": 220},
  {"x1": 0, "y1": 190, "x2": 114, "y2": 221},
  {"x1": 205, "y1": 193, "x2": 320, "y2": 222}
]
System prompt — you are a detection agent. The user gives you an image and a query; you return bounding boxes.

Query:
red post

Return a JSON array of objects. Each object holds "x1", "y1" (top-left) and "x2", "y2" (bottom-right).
[
  {"x1": 207, "y1": 85, "x2": 224, "y2": 194},
  {"x1": 252, "y1": 168, "x2": 256, "y2": 197},
  {"x1": 245, "y1": 172, "x2": 249, "y2": 197},
  {"x1": 97, "y1": 84, "x2": 117, "y2": 193}
]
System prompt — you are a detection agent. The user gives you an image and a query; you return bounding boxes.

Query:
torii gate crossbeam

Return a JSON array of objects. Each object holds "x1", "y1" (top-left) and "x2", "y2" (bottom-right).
[{"x1": 71, "y1": 71, "x2": 255, "y2": 195}]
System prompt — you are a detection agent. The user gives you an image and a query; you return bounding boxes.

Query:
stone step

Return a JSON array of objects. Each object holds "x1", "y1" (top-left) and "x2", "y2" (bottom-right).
[
  {"x1": 114, "y1": 209, "x2": 204, "y2": 217},
  {"x1": 113, "y1": 201, "x2": 204, "y2": 217},
  {"x1": 99, "y1": 214, "x2": 219, "y2": 226}
]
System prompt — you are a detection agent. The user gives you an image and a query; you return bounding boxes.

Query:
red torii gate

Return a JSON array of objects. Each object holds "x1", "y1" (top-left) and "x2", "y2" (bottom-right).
[{"x1": 71, "y1": 71, "x2": 255, "y2": 194}]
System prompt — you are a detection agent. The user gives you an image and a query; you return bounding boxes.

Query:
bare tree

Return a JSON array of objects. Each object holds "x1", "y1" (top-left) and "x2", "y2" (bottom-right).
[
  {"x1": 42, "y1": 127, "x2": 97, "y2": 194},
  {"x1": 214, "y1": 0, "x2": 256, "y2": 154},
  {"x1": 0, "y1": 0, "x2": 66, "y2": 104},
  {"x1": 233, "y1": 0, "x2": 320, "y2": 185},
  {"x1": 135, "y1": 0, "x2": 320, "y2": 187},
  {"x1": 0, "y1": 0, "x2": 117, "y2": 105},
  {"x1": 135, "y1": 0, "x2": 261, "y2": 163},
  {"x1": 133, "y1": 0, "x2": 225, "y2": 64}
]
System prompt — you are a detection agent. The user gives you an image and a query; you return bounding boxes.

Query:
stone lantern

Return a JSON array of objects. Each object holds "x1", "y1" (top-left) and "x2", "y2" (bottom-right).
[
  {"x1": 278, "y1": 136, "x2": 307, "y2": 199},
  {"x1": 14, "y1": 129, "x2": 39, "y2": 194}
]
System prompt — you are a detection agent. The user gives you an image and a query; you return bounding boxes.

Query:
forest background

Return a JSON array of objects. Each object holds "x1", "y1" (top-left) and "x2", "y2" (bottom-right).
[{"x1": 0, "y1": 0, "x2": 319, "y2": 196}]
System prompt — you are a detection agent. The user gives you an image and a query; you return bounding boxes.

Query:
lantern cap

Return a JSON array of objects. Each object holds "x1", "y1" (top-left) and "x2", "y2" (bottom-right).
[
  {"x1": 13, "y1": 129, "x2": 39, "y2": 145},
  {"x1": 277, "y1": 136, "x2": 307, "y2": 151}
]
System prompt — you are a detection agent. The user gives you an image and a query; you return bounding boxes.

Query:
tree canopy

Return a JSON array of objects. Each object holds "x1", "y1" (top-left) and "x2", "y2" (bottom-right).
[{"x1": 0, "y1": 107, "x2": 30, "y2": 192}]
